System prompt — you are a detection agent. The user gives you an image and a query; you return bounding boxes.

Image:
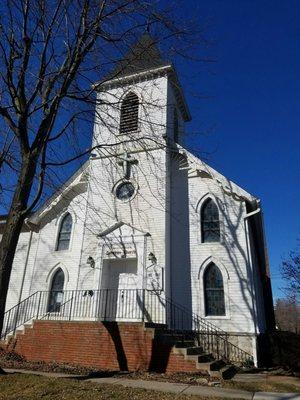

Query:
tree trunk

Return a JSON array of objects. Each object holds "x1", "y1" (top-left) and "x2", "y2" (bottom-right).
[{"x1": 0, "y1": 154, "x2": 38, "y2": 342}]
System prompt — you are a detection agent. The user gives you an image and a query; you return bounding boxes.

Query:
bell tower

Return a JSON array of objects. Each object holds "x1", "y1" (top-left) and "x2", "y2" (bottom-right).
[
  {"x1": 81, "y1": 35, "x2": 191, "y2": 300},
  {"x1": 92, "y1": 34, "x2": 190, "y2": 150}
]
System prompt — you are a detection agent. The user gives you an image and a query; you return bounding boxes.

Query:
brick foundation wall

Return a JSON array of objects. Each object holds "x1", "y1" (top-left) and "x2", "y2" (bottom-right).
[{"x1": 5, "y1": 321, "x2": 198, "y2": 373}]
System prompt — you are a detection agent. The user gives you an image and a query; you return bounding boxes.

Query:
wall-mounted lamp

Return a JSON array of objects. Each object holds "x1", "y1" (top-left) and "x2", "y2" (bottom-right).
[
  {"x1": 87, "y1": 256, "x2": 95, "y2": 268},
  {"x1": 148, "y1": 252, "x2": 157, "y2": 264}
]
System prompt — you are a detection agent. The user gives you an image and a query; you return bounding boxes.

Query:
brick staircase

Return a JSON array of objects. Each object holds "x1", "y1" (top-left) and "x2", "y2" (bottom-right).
[{"x1": 152, "y1": 326, "x2": 237, "y2": 379}]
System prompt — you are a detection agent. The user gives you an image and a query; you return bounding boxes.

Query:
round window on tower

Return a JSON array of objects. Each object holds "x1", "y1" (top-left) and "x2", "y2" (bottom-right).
[{"x1": 115, "y1": 181, "x2": 136, "y2": 201}]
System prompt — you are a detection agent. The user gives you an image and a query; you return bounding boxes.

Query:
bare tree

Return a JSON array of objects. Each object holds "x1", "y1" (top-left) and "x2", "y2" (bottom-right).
[
  {"x1": 0, "y1": 0, "x2": 205, "y2": 356},
  {"x1": 275, "y1": 298, "x2": 300, "y2": 333},
  {"x1": 281, "y1": 242, "x2": 300, "y2": 301}
]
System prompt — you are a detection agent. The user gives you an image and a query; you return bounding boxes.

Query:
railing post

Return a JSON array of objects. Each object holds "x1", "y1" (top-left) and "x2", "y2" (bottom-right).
[
  {"x1": 13, "y1": 301, "x2": 21, "y2": 336},
  {"x1": 36, "y1": 292, "x2": 42, "y2": 320},
  {"x1": 225, "y1": 332, "x2": 229, "y2": 361},
  {"x1": 104, "y1": 289, "x2": 108, "y2": 321},
  {"x1": 141, "y1": 289, "x2": 145, "y2": 322},
  {"x1": 4, "y1": 311, "x2": 11, "y2": 339},
  {"x1": 68, "y1": 294, "x2": 74, "y2": 321}
]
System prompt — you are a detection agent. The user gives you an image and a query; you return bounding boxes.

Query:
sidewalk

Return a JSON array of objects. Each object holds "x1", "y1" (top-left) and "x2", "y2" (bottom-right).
[{"x1": 4, "y1": 368, "x2": 300, "y2": 400}]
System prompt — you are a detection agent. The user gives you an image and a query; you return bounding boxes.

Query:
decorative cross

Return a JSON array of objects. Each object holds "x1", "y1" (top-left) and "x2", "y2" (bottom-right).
[{"x1": 117, "y1": 152, "x2": 138, "y2": 179}]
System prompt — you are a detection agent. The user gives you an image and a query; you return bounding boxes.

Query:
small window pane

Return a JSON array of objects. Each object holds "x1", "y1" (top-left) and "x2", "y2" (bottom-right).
[
  {"x1": 201, "y1": 199, "x2": 220, "y2": 243},
  {"x1": 204, "y1": 263, "x2": 225, "y2": 316},
  {"x1": 56, "y1": 213, "x2": 72, "y2": 251}
]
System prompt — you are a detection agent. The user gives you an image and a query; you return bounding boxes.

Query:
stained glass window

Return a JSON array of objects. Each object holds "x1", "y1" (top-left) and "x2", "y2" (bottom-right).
[
  {"x1": 119, "y1": 92, "x2": 139, "y2": 134},
  {"x1": 204, "y1": 263, "x2": 225, "y2": 316},
  {"x1": 56, "y1": 213, "x2": 72, "y2": 251},
  {"x1": 47, "y1": 268, "x2": 65, "y2": 313},
  {"x1": 201, "y1": 198, "x2": 220, "y2": 243}
]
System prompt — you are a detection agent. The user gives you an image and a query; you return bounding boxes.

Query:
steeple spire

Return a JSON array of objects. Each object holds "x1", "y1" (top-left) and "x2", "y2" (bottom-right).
[{"x1": 107, "y1": 34, "x2": 168, "y2": 80}]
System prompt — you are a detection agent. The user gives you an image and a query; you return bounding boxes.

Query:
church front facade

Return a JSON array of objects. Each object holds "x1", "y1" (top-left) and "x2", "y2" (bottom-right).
[{"x1": 0, "y1": 37, "x2": 274, "y2": 365}]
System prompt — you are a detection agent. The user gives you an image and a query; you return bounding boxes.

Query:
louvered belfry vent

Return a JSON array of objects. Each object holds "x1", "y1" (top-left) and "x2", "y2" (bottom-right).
[{"x1": 119, "y1": 92, "x2": 139, "y2": 134}]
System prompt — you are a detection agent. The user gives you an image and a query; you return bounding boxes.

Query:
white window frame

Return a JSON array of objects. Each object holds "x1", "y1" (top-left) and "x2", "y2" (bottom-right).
[
  {"x1": 54, "y1": 211, "x2": 75, "y2": 252},
  {"x1": 198, "y1": 257, "x2": 231, "y2": 320},
  {"x1": 196, "y1": 193, "x2": 224, "y2": 245}
]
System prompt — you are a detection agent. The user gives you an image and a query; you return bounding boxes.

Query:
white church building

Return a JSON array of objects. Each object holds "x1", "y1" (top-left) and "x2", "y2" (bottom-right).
[{"x1": 1, "y1": 36, "x2": 274, "y2": 366}]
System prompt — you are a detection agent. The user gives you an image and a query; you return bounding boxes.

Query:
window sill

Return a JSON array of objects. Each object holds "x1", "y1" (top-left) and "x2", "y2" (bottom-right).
[{"x1": 198, "y1": 241, "x2": 225, "y2": 247}]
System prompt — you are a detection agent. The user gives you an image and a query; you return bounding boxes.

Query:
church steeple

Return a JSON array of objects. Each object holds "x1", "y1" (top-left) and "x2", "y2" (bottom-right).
[{"x1": 106, "y1": 34, "x2": 169, "y2": 80}]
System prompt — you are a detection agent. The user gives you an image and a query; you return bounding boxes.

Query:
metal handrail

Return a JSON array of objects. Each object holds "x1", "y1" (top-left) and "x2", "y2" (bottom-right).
[
  {"x1": 1, "y1": 288, "x2": 253, "y2": 364},
  {"x1": 162, "y1": 295, "x2": 253, "y2": 363},
  {"x1": 1, "y1": 291, "x2": 40, "y2": 339}
]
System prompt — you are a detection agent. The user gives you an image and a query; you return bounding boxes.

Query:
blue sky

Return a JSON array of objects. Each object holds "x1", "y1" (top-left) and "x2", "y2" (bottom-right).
[{"x1": 179, "y1": 0, "x2": 300, "y2": 299}]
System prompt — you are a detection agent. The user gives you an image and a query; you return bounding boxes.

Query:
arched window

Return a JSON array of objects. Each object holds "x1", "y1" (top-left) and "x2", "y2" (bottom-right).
[
  {"x1": 204, "y1": 263, "x2": 225, "y2": 316},
  {"x1": 119, "y1": 92, "x2": 139, "y2": 134},
  {"x1": 201, "y1": 198, "x2": 220, "y2": 243},
  {"x1": 56, "y1": 213, "x2": 72, "y2": 251},
  {"x1": 173, "y1": 108, "x2": 179, "y2": 142},
  {"x1": 47, "y1": 268, "x2": 65, "y2": 312}
]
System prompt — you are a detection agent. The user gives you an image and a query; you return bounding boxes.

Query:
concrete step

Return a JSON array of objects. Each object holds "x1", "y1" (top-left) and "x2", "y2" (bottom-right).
[
  {"x1": 173, "y1": 346, "x2": 204, "y2": 356},
  {"x1": 208, "y1": 359, "x2": 227, "y2": 371},
  {"x1": 4, "y1": 333, "x2": 14, "y2": 342},
  {"x1": 23, "y1": 321, "x2": 34, "y2": 329},
  {"x1": 175, "y1": 340, "x2": 195, "y2": 348},
  {"x1": 156, "y1": 328, "x2": 196, "y2": 337},
  {"x1": 144, "y1": 323, "x2": 167, "y2": 329},
  {"x1": 185, "y1": 353, "x2": 214, "y2": 363},
  {"x1": 155, "y1": 335, "x2": 189, "y2": 346},
  {"x1": 186, "y1": 346, "x2": 204, "y2": 355},
  {"x1": 197, "y1": 353, "x2": 214, "y2": 363},
  {"x1": 2, "y1": 320, "x2": 34, "y2": 341},
  {"x1": 156, "y1": 332, "x2": 196, "y2": 341},
  {"x1": 210, "y1": 365, "x2": 237, "y2": 380},
  {"x1": 196, "y1": 359, "x2": 226, "y2": 372},
  {"x1": 196, "y1": 361, "x2": 216, "y2": 372},
  {"x1": 159, "y1": 334, "x2": 188, "y2": 341}
]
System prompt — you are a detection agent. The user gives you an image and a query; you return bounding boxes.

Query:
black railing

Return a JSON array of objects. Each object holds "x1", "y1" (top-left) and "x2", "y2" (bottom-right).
[
  {"x1": 163, "y1": 296, "x2": 253, "y2": 364},
  {"x1": 1, "y1": 289, "x2": 253, "y2": 364}
]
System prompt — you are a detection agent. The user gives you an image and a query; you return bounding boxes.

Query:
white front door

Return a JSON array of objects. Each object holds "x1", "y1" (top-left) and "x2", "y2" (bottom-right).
[{"x1": 100, "y1": 258, "x2": 140, "y2": 320}]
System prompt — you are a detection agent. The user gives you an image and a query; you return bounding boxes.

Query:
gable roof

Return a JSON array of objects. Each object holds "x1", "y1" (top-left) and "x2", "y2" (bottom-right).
[
  {"x1": 28, "y1": 161, "x2": 89, "y2": 225},
  {"x1": 176, "y1": 145, "x2": 258, "y2": 204}
]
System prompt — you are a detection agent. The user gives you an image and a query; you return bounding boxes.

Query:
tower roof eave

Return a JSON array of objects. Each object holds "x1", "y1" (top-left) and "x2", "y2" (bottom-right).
[{"x1": 93, "y1": 64, "x2": 191, "y2": 122}]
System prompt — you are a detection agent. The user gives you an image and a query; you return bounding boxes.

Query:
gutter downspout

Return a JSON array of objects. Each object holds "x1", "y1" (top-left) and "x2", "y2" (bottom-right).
[
  {"x1": 165, "y1": 138, "x2": 173, "y2": 316},
  {"x1": 244, "y1": 204, "x2": 261, "y2": 366}
]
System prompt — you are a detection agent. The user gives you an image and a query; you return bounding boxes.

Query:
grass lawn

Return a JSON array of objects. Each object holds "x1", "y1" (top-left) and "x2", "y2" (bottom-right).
[
  {"x1": 0, "y1": 373, "x2": 238, "y2": 400},
  {"x1": 117, "y1": 371, "x2": 300, "y2": 393},
  {"x1": 224, "y1": 379, "x2": 300, "y2": 394}
]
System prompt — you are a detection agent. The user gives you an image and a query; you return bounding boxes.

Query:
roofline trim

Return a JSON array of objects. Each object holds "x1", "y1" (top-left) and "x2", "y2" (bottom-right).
[
  {"x1": 93, "y1": 64, "x2": 172, "y2": 89},
  {"x1": 93, "y1": 64, "x2": 191, "y2": 122}
]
